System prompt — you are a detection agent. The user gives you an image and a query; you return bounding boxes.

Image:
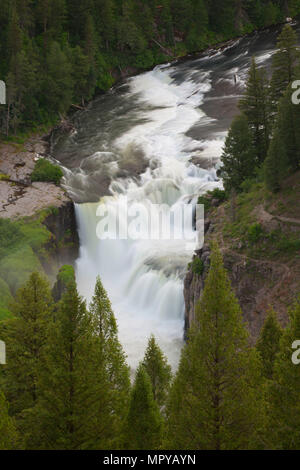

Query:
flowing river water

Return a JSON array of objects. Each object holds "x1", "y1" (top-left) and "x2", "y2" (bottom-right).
[{"x1": 52, "y1": 22, "x2": 300, "y2": 371}]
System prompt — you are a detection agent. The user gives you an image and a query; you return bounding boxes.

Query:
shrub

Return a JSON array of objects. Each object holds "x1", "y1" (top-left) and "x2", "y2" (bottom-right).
[
  {"x1": 247, "y1": 223, "x2": 264, "y2": 243},
  {"x1": 57, "y1": 265, "x2": 75, "y2": 285},
  {"x1": 31, "y1": 159, "x2": 63, "y2": 185},
  {"x1": 190, "y1": 257, "x2": 204, "y2": 276},
  {"x1": 198, "y1": 195, "x2": 211, "y2": 212},
  {"x1": 209, "y1": 188, "x2": 227, "y2": 202}
]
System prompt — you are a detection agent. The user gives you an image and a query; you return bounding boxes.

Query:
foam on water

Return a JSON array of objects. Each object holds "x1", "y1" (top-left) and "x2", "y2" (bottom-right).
[
  {"x1": 50, "y1": 21, "x2": 300, "y2": 372},
  {"x1": 75, "y1": 63, "x2": 224, "y2": 371}
]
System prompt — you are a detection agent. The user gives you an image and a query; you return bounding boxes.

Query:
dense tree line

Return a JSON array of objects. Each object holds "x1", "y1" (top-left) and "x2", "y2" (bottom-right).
[
  {"x1": 1, "y1": 245, "x2": 300, "y2": 449},
  {"x1": 0, "y1": 0, "x2": 299, "y2": 136},
  {"x1": 220, "y1": 23, "x2": 300, "y2": 193}
]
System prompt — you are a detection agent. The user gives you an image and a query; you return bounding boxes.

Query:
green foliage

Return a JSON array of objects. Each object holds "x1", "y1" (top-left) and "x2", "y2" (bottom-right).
[
  {"x1": 122, "y1": 365, "x2": 163, "y2": 450},
  {"x1": 29, "y1": 279, "x2": 94, "y2": 449},
  {"x1": 52, "y1": 265, "x2": 76, "y2": 302},
  {"x1": 0, "y1": 272, "x2": 53, "y2": 432},
  {"x1": 88, "y1": 276, "x2": 130, "y2": 448},
  {"x1": 239, "y1": 57, "x2": 271, "y2": 165},
  {"x1": 0, "y1": 391, "x2": 21, "y2": 450},
  {"x1": 142, "y1": 335, "x2": 172, "y2": 408},
  {"x1": 268, "y1": 298, "x2": 300, "y2": 449},
  {"x1": 31, "y1": 158, "x2": 63, "y2": 185},
  {"x1": 0, "y1": 218, "x2": 23, "y2": 259},
  {"x1": 166, "y1": 244, "x2": 266, "y2": 449},
  {"x1": 220, "y1": 113, "x2": 256, "y2": 193},
  {"x1": 190, "y1": 257, "x2": 204, "y2": 275},
  {"x1": 270, "y1": 24, "x2": 300, "y2": 111},
  {"x1": 0, "y1": 245, "x2": 43, "y2": 294},
  {"x1": 0, "y1": 278, "x2": 14, "y2": 320},
  {"x1": 57, "y1": 264, "x2": 75, "y2": 285},
  {"x1": 257, "y1": 309, "x2": 282, "y2": 380},
  {"x1": 0, "y1": 0, "x2": 289, "y2": 136},
  {"x1": 247, "y1": 222, "x2": 264, "y2": 243},
  {"x1": 265, "y1": 84, "x2": 300, "y2": 192},
  {"x1": 209, "y1": 188, "x2": 226, "y2": 202},
  {"x1": 0, "y1": 215, "x2": 52, "y2": 313}
]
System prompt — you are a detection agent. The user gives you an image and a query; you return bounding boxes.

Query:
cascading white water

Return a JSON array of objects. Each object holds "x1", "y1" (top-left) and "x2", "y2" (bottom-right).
[
  {"x1": 74, "y1": 65, "x2": 223, "y2": 371},
  {"x1": 52, "y1": 25, "x2": 297, "y2": 371}
]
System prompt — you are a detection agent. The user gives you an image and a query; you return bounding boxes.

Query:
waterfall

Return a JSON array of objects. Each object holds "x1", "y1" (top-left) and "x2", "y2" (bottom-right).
[
  {"x1": 51, "y1": 24, "x2": 296, "y2": 370},
  {"x1": 74, "y1": 65, "x2": 223, "y2": 370}
]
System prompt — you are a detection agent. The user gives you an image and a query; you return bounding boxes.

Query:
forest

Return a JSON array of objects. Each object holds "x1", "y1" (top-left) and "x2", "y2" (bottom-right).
[
  {"x1": 0, "y1": 244, "x2": 300, "y2": 450},
  {"x1": 1, "y1": 0, "x2": 300, "y2": 453},
  {"x1": 1, "y1": 0, "x2": 300, "y2": 136}
]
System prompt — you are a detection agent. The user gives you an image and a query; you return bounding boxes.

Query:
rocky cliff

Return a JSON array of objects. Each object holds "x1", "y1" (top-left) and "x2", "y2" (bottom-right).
[{"x1": 184, "y1": 174, "x2": 300, "y2": 341}]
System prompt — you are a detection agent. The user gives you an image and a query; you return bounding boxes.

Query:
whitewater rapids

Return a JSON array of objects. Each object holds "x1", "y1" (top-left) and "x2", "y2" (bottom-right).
[{"x1": 52, "y1": 23, "x2": 300, "y2": 371}]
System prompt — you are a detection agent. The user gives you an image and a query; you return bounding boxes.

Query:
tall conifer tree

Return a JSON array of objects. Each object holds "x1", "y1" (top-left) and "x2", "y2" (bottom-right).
[
  {"x1": 239, "y1": 57, "x2": 271, "y2": 164},
  {"x1": 166, "y1": 244, "x2": 266, "y2": 450},
  {"x1": 268, "y1": 298, "x2": 300, "y2": 449},
  {"x1": 257, "y1": 309, "x2": 282, "y2": 380},
  {"x1": 142, "y1": 335, "x2": 172, "y2": 409},
  {"x1": 122, "y1": 365, "x2": 163, "y2": 450}
]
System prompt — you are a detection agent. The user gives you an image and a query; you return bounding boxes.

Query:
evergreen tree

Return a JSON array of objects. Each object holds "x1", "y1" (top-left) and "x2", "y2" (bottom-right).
[
  {"x1": 268, "y1": 298, "x2": 300, "y2": 449},
  {"x1": 276, "y1": 84, "x2": 300, "y2": 172},
  {"x1": 142, "y1": 335, "x2": 172, "y2": 408},
  {"x1": 264, "y1": 123, "x2": 288, "y2": 192},
  {"x1": 257, "y1": 309, "x2": 282, "y2": 380},
  {"x1": 95, "y1": 0, "x2": 117, "y2": 50},
  {"x1": 87, "y1": 276, "x2": 130, "y2": 449},
  {"x1": 1, "y1": 273, "x2": 53, "y2": 420},
  {"x1": 239, "y1": 57, "x2": 271, "y2": 164},
  {"x1": 166, "y1": 244, "x2": 266, "y2": 450},
  {"x1": 0, "y1": 390, "x2": 20, "y2": 450},
  {"x1": 122, "y1": 365, "x2": 163, "y2": 450},
  {"x1": 270, "y1": 24, "x2": 299, "y2": 112},
  {"x1": 220, "y1": 113, "x2": 256, "y2": 193},
  {"x1": 265, "y1": 84, "x2": 300, "y2": 191},
  {"x1": 30, "y1": 278, "x2": 94, "y2": 449},
  {"x1": 42, "y1": 41, "x2": 73, "y2": 116}
]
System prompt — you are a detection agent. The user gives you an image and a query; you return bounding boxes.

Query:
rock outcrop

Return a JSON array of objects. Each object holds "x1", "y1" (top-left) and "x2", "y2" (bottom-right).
[{"x1": 184, "y1": 180, "x2": 300, "y2": 342}]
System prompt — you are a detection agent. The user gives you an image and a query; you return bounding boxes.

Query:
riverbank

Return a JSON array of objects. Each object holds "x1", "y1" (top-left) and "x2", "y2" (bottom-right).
[{"x1": 0, "y1": 134, "x2": 79, "y2": 320}]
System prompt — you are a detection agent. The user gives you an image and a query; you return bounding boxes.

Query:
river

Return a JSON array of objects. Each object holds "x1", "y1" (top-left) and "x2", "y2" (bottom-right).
[{"x1": 52, "y1": 22, "x2": 300, "y2": 371}]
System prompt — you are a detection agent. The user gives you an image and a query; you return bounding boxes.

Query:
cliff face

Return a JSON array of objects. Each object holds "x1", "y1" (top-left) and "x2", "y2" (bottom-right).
[
  {"x1": 42, "y1": 201, "x2": 79, "y2": 276},
  {"x1": 184, "y1": 175, "x2": 300, "y2": 341},
  {"x1": 184, "y1": 242, "x2": 290, "y2": 341}
]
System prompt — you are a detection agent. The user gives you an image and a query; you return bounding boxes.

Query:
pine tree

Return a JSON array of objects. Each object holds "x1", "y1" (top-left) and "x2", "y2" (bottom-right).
[
  {"x1": 276, "y1": 84, "x2": 300, "y2": 172},
  {"x1": 268, "y1": 298, "x2": 300, "y2": 449},
  {"x1": 95, "y1": 0, "x2": 117, "y2": 50},
  {"x1": 29, "y1": 274, "x2": 129, "y2": 450},
  {"x1": 1, "y1": 273, "x2": 53, "y2": 420},
  {"x1": 0, "y1": 390, "x2": 20, "y2": 450},
  {"x1": 239, "y1": 57, "x2": 271, "y2": 164},
  {"x1": 270, "y1": 24, "x2": 299, "y2": 112},
  {"x1": 220, "y1": 113, "x2": 256, "y2": 193},
  {"x1": 166, "y1": 243, "x2": 266, "y2": 450},
  {"x1": 264, "y1": 124, "x2": 288, "y2": 192},
  {"x1": 30, "y1": 278, "x2": 95, "y2": 449},
  {"x1": 122, "y1": 365, "x2": 163, "y2": 450},
  {"x1": 87, "y1": 276, "x2": 130, "y2": 449},
  {"x1": 257, "y1": 309, "x2": 282, "y2": 380},
  {"x1": 142, "y1": 335, "x2": 172, "y2": 408},
  {"x1": 265, "y1": 84, "x2": 300, "y2": 192},
  {"x1": 7, "y1": 6, "x2": 23, "y2": 61},
  {"x1": 43, "y1": 41, "x2": 73, "y2": 115}
]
